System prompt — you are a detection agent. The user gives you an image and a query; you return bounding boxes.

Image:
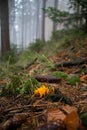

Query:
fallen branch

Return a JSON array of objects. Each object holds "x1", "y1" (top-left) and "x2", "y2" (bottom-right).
[
  {"x1": 3, "y1": 104, "x2": 47, "y2": 115},
  {"x1": 55, "y1": 58, "x2": 87, "y2": 67},
  {"x1": 3, "y1": 105, "x2": 32, "y2": 115},
  {"x1": 34, "y1": 75, "x2": 61, "y2": 83}
]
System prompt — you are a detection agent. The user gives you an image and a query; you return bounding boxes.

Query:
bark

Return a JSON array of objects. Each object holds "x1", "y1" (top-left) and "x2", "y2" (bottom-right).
[
  {"x1": 34, "y1": 75, "x2": 61, "y2": 83},
  {"x1": 0, "y1": 113, "x2": 28, "y2": 130},
  {"x1": 9, "y1": 0, "x2": 17, "y2": 44},
  {"x1": 85, "y1": 17, "x2": 87, "y2": 31},
  {"x1": 0, "y1": 0, "x2": 10, "y2": 55},
  {"x1": 55, "y1": 58, "x2": 87, "y2": 67}
]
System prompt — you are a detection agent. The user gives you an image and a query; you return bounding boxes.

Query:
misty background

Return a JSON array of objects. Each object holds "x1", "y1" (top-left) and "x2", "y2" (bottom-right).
[{"x1": 0, "y1": 0, "x2": 71, "y2": 51}]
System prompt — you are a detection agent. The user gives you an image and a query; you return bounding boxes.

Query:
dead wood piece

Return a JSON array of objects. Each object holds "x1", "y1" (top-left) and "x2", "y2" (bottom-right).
[
  {"x1": 46, "y1": 105, "x2": 80, "y2": 130},
  {"x1": 3, "y1": 104, "x2": 47, "y2": 115},
  {"x1": 55, "y1": 58, "x2": 87, "y2": 67},
  {"x1": 8, "y1": 109, "x2": 24, "y2": 115},
  {"x1": 1, "y1": 113, "x2": 28, "y2": 130},
  {"x1": 3, "y1": 105, "x2": 32, "y2": 115},
  {"x1": 34, "y1": 75, "x2": 61, "y2": 83}
]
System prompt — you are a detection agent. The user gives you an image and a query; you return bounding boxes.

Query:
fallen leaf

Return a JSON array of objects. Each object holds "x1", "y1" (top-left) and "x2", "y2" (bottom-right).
[
  {"x1": 47, "y1": 105, "x2": 80, "y2": 130},
  {"x1": 80, "y1": 75, "x2": 87, "y2": 83},
  {"x1": 63, "y1": 105, "x2": 80, "y2": 130},
  {"x1": 48, "y1": 108, "x2": 66, "y2": 122}
]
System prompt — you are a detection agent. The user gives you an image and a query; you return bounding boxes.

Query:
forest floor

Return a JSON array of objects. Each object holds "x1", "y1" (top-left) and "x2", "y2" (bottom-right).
[{"x1": 0, "y1": 33, "x2": 87, "y2": 130}]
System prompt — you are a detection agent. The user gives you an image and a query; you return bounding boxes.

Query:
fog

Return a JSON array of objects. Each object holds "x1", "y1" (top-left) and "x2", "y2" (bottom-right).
[{"x1": 0, "y1": 0, "x2": 71, "y2": 50}]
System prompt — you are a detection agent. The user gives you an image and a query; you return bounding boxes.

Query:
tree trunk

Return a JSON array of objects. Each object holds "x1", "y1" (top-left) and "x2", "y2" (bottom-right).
[
  {"x1": 21, "y1": 1, "x2": 24, "y2": 51},
  {"x1": 41, "y1": 0, "x2": 46, "y2": 41},
  {"x1": 10, "y1": 0, "x2": 17, "y2": 44},
  {"x1": 0, "y1": 0, "x2": 10, "y2": 55},
  {"x1": 85, "y1": 17, "x2": 87, "y2": 31},
  {"x1": 53, "y1": 0, "x2": 58, "y2": 32},
  {"x1": 36, "y1": 0, "x2": 40, "y2": 39},
  {"x1": 0, "y1": 2, "x2": 1, "y2": 54}
]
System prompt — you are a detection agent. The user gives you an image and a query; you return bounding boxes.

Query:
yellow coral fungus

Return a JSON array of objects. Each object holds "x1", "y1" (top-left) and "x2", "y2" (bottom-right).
[
  {"x1": 34, "y1": 85, "x2": 55, "y2": 98},
  {"x1": 34, "y1": 85, "x2": 49, "y2": 98}
]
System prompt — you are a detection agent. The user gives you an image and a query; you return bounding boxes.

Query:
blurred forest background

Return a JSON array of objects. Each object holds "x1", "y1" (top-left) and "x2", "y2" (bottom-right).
[
  {"x1": 0, "y1": 0, "x2": 87, "y2": 55},
  {"x1": 0, "y1": 0, "x2": 75, "y2": 54}
]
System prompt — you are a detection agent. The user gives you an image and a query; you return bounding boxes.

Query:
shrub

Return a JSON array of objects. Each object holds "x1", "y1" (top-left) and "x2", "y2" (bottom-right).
[
  {"x1": 29, "y1": 39, "x2": 45, "y2": 52},
  {"x1": 51, "y1": 29, "x2": 67, "y2": 41}
]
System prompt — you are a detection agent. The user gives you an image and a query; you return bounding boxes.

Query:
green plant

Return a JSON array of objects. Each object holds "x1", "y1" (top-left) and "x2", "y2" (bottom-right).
[
  {"x1": 1, "y1": 73, "x2": 39, "y2": 96},
  {"x1": 1, "y1": 74, "x2": 21, "y2": 96},
  {"x1": 53, "y1": 71, "x2": 68, "y2": 79},
  {"x1": 1, "y1": 44, "x2": 18, "y2": 64},
  {"x1": 44, "y1": 0, "x2": 87, "y2": 30},
  {"x1": 38, "y1": 54, "x2": 55, "y2": 69},
  {"x1": 80, "y1": 112, "x2": 87, "y2": 126},
  {"x1": 20, "y1": 74, "x2": 39, "y2": 95},
  {"x1": 66, "y1": 74, "x2": 80, "y2": 85},
  {"x1": 51, "y1": 30, "x2": 67, "y2": 41},
  {"x1": 44, "y1": 7, "x2": 69, "y2": 23},
  {"x1": 17, "y1": 49, "x2": 37, "y2": 67}
]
